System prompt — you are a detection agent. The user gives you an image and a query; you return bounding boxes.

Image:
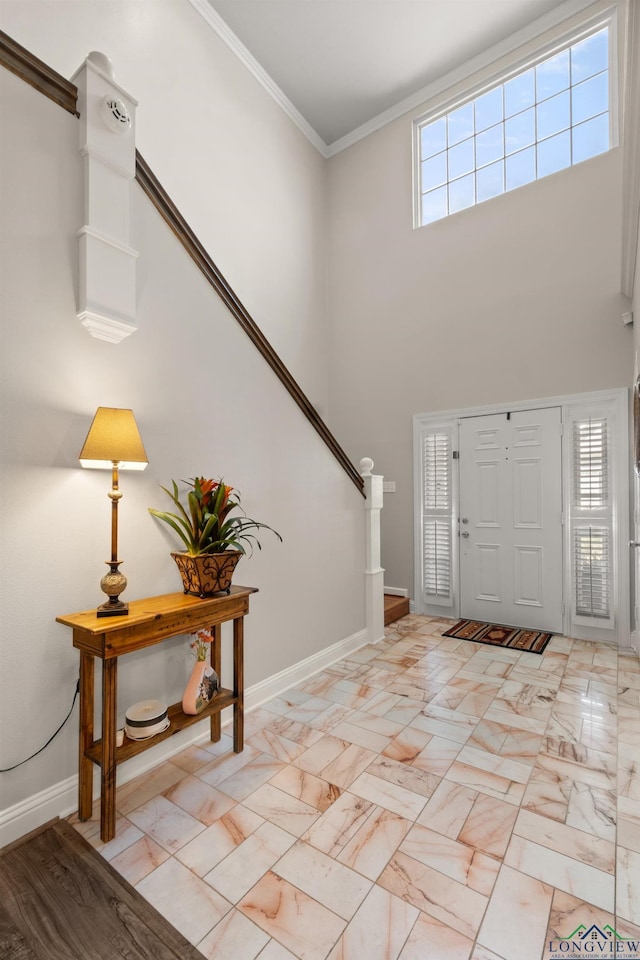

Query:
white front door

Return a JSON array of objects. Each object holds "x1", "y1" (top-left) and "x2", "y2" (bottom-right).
[{"x1": 459, "y1": 407, "x2": 563, "y2": 632}]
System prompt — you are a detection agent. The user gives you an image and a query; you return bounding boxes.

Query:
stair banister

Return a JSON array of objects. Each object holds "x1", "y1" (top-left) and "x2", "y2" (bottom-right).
[{"x1": 0, "y1": 30, "x2": 364, "y2": 496}]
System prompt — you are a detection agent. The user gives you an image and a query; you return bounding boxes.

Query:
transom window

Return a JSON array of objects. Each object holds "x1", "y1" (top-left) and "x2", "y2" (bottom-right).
[{"x1": 415, "y1": 22, "x2": 612, "y2": 226}]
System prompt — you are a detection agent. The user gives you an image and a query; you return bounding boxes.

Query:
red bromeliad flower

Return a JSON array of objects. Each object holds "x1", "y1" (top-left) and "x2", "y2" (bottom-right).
[
  {"x1": 150, "y1": 476, "x2": 281, "y2": 556},
  {"x1": 196, "y1": 478, "x2": 235, "y2": 512},
  {"x1": 198, "y1": 478, "x2": 216, "y2": 499}
]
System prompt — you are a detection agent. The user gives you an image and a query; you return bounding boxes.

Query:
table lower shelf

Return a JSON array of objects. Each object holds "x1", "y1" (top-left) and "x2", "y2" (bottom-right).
[{"x1": 85, "y1": 688, "x2": 237, "y2": 765}]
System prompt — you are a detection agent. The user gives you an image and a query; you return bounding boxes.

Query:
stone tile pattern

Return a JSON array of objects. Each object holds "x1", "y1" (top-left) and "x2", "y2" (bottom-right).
[{"x1": 70, "y1": 615, "x2": 640, "y2": 960}]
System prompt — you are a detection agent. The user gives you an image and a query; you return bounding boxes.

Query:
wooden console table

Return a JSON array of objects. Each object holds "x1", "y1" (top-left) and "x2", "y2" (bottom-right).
[{"x1": 57, "y1": 586, "x2": 257, "y2": 842}]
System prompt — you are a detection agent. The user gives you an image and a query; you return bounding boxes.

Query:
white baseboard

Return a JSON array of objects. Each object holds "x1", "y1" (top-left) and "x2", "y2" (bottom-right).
[
  {"x1": 0, "y1": 626, "x2": 369, "y2": 848},
  {"x1": 627, "y1": 630, "x2": 640, "y2": 658},
  {"x1": 0, "y1": 775, "x2": 80, "y2": 847},
  {"x1": 383, "y1": 586, "x2": 408, "y2": 597}
]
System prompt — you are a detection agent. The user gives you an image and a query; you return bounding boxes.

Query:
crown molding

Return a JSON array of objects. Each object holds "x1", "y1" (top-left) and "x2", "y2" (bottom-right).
[
  {"x1": 190, "y1": 0, "x2": 613, "y2": 160},
  {"x1": 326, "y1": 0, "x2": 606, "y2": 156},
  {"x1": 187, "y1": 0, "x2": 329, "y2": 157}
]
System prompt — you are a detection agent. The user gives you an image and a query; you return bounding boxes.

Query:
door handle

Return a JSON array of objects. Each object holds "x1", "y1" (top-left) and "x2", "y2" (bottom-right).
[
  {"x1": 461, "y1": 531, "x2": 470, "y2": 538},
  {"x1": 630, "y1": 541, "x2": 640, "y2": 548}
]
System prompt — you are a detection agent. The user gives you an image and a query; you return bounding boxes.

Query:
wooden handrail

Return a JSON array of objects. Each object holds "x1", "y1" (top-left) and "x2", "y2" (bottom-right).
[
  {"x1": 0, "y1": 31, "x2": 364, "y2": 495},
  {"x1": 0, "y1": 31, "x2": 78, "y2": 115},
  {"x1": 135, "y1": 154, "x2": 364, "y2": 494}
]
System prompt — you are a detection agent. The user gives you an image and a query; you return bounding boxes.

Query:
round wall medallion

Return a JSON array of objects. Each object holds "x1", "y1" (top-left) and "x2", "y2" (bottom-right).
[{"x1": 100, "y1": 96, "x2": 132, "y2": 134}]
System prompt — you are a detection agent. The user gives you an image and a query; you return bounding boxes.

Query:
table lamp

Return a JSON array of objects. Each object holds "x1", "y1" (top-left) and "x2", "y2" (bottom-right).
[{"x1": 79, "y1": 407, "x2": 148, "y2": 616}]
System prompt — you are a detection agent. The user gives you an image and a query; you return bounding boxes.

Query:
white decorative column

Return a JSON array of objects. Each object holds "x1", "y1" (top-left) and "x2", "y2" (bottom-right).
[
  {"x1": 360, "y1": 458, "x2": 385, "y2": 645},
  {"x1": 72, "y1": 52, "x2": 138, "y2": 342}
]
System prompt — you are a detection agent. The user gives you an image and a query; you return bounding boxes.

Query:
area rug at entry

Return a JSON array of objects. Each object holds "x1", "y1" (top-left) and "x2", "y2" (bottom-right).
[{"x1": 442, "y1": 619, "x2": 553, "y2": 654}]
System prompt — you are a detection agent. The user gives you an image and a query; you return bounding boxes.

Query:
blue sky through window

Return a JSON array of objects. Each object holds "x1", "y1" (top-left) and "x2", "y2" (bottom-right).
[{"x1": 417, "y1": 24, "x2": 610, "y2": 226}]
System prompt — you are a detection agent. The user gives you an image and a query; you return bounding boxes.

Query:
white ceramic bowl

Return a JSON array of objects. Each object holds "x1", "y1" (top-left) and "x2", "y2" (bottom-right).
[{"x1": 124, "y1": 699, "x2": 169, "y2": 741}]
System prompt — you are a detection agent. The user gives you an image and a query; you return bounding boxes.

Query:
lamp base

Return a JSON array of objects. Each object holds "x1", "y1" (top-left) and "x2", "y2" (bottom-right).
[
  {"x1": 97, "y1": 598, "x2": 129, "y2": 618},
  {"x1": 98, "y1": 560, "x2": 128, "y2": 617}
]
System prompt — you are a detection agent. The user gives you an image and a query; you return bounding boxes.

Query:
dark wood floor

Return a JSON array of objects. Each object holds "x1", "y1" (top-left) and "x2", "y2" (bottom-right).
[
  {"x1": 0, "y1": 819, "x2": 203, "y2": 959},
  {"x1": 384, "y1": 593, "x2": 410, "y2": 625}
]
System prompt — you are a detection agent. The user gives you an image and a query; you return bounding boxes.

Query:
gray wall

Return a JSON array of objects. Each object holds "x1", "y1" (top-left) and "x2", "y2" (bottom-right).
[
  {"x1": 0, "y1": 0, "x2": 331, "y2": 416},
  {"x1": 327, "y1": 32, "x2": 633, "y2": 596},
  {"x1": 0, "y1": 61, "x2": 364, "y2": 836}
]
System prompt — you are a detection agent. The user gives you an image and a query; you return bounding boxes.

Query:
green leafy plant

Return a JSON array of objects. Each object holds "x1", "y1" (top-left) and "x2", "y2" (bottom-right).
[{"x1": 149, "y1": 477, "x2": 282, "y2": 556}]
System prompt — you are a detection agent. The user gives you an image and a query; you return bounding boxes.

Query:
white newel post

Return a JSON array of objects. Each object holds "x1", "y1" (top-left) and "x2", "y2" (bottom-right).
[
  {"x1": 72, "y1": 52, "x2": 138, "y2": 342},
  {"x1": 360, "y1": 458, "x2": 385, "y2": 644}
]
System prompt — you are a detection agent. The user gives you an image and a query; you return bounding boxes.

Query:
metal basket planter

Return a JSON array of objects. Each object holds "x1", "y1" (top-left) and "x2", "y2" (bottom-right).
[{"x1": 171, "y1": 550, "x2": 242, "y2": 597}]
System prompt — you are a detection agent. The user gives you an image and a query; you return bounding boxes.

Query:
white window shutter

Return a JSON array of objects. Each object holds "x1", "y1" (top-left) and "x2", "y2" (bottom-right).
[
  {"x1": 422, "y1": 430, "x2": 453, "y2": 605},
  {"x1": 569, "y1": 415, "x2": 613, "y2": 627},
  {"x1": 573, "y1": 526, "x2": 611, "y2": 619},
  {"x1": 572, "y1": 418, "x2": 609, "y2": 510}
]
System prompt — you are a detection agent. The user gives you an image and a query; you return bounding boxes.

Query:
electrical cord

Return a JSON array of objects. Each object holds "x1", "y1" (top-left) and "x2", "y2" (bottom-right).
[{"x1": 0, "y1": 678, "x2": 80, "y2": 772}]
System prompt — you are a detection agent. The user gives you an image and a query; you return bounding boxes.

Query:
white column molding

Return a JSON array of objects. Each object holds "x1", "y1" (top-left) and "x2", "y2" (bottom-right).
[
  {"x1": 72, "y1": 52, "x2": 139, "y2": 342},
  {"x1": 360, "y1": 457, "x2": 385, "y2": 645}
]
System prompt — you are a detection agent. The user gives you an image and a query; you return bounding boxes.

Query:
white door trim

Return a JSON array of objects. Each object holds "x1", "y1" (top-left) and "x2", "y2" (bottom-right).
[{"x1": 413, "y1": 387, "x2": 630, "y2": 645}]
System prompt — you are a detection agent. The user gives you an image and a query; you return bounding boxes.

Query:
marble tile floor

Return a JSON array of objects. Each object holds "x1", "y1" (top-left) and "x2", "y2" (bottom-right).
[{"x1": 71, "y1": 615, "x2": 640, "y2": 960}]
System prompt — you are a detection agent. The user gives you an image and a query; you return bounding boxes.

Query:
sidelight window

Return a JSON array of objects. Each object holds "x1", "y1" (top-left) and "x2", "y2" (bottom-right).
[
  {"x1": 421, "y1": 427, "x2": 454, "y2": 605},
  {"x1": 569, "y1": 414, "x2": 614, "y2": 626}
]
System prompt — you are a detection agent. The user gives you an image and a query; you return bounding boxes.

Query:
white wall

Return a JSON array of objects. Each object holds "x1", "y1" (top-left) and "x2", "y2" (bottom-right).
[
  {"x1": 0, "y1": 0, "x2": 330, "y2": 416},
  {"x1": 327, "y1": 7, "x2": 634, "y2": 596},
  {"x1": 0, "y1": 66, "x2": 365, "y2": 838}
]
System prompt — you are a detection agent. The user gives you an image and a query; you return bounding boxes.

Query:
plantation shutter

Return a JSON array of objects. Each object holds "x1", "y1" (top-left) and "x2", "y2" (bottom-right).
[
  {"x1": 570, "y1": 415, "x2": 613, "y2": 626},
  {"x1": 422, "y1": 428, "x2": 453, "y2": 606}
]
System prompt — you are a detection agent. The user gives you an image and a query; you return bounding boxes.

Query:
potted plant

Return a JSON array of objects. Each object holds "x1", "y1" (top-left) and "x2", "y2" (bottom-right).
[{"x1": 149, "y1": 476, "x2": 281, "y2": 597}]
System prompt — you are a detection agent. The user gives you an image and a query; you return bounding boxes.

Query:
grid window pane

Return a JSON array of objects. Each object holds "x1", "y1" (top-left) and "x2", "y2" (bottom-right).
[
  {"x1": 449, "y1": 173, "x2": 475, "y2": 213},
  {"x1": 572, "y1": 28, "x2": 608, "y2": 83},
  {"x1": 421, "y1": 118, "x2": 447, "y2": 159},
  {"x1": 573, "y1": 113, "x2": 609, "y2": 163},
  {"x1": 505, "y1": 107, "x2": 535, "y2": 155},
  {"x1": 448, "y1": 138, "x2": 474, "y2": 179},
  {"x1": 505, "y1": 69, "x2": 535, "y2": 118},
  {"x1": 448, "y1": 102, "x2": 474, "y2": 146},
  {"x1": 417, "y1": 22, "x2": 611, "y2": 226},
  {"x1": 537, "y1": 90, "x2": 570, "y2": 141},
  {"x1": 572, "y1": 72, "x2": 608, "y2": 125},
  {"x1": 475, "y1": 87, "x2": 503, "y2": 132},
  {"x1": 506, "y1": 146, "x2": 536, "y2": 190},
  {"x1": 537, "y1": 129, "x2": 571, "y2": 177},
  {"x1": 476, "y1": 124, "x2": 503, "y2": 167},
  {"x1": 477, "y1": 160, "x2": 504, "y2": 202},
  {"x1": 422, "y1": 152, "x2": 447, "y2": 191},
  {"x1": 536, "y1": 49, "x2": 570, "y2": 101},
  {"x1": 422, "y1": 186, "x2": 448, "y2": 224}
]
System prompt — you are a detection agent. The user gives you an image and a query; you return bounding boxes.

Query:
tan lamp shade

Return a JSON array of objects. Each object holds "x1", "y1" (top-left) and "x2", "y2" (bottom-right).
[{"x1": 79, "y1": 407, "x2": 148, "y2": 470}]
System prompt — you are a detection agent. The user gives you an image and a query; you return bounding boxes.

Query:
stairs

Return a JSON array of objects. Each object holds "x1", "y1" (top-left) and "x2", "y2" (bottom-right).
[{"x1": 384, "y1": 593, "x2": 410, "y2": 626}]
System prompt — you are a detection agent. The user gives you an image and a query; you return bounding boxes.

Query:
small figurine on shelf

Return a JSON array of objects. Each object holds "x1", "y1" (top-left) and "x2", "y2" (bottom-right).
[{"x1": 182, "y1": 629, "x2": 219, "y2": 715}]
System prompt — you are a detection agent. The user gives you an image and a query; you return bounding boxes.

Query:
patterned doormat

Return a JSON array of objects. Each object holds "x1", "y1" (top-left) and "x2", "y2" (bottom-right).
[{"x1": 442, "y1": 619, "x2": 553, "y2": 654}]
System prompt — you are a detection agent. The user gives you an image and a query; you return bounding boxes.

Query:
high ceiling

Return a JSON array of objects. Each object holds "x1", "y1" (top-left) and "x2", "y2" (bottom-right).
[{"x1": 207, "y1": 0, "x2": 592, "y2": 147}]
